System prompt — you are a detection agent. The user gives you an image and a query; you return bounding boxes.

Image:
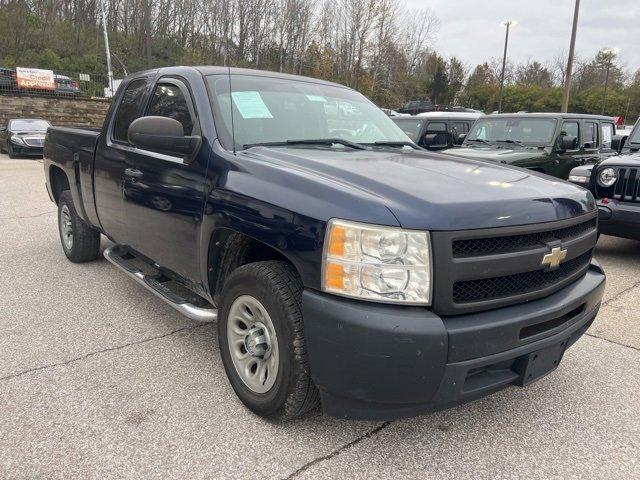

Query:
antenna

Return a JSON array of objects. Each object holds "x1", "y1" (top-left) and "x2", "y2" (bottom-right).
[{"x1": 227, "y1": 65, "x2": 236, "y2": 155}]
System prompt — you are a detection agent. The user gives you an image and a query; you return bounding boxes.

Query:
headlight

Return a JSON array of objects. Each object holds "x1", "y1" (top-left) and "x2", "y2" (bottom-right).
[
  {"x1": 568, "y1": 175, "x2": 589, "y2": 184},
  {"x1": 598, "y1": 168, "x2": 617, "y2": 187},
  {"x1": 322, "y1": 219, "x2": 431, "y2": 305},
  {"x1": 10, "y1": 136, "x2": 25, "y2": 145}
]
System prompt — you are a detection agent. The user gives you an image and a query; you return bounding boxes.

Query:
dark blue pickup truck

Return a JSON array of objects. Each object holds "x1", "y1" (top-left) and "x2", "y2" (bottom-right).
[{"x1": 44, "y1": 66, "x2": 605, "y2": 421}]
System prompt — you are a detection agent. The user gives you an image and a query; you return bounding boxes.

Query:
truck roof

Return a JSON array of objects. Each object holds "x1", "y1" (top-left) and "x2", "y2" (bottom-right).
[
  {"x1": 128, "y1": 65, "x2": 349, "y2": 89},
  {"x1": 486, "y1": 112, "x2": 616, "y2": 122}
]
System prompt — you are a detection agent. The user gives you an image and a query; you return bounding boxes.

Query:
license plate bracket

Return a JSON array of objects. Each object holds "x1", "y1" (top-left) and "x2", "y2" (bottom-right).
[{"x1": 514, "y1": 340, "x2": 568, "y2": 387}]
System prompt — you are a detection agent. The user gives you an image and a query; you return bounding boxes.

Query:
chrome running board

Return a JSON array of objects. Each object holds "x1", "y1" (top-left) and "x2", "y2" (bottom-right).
[{"x1": 103, "y1": 245, "x2": 217, "y2": 322}]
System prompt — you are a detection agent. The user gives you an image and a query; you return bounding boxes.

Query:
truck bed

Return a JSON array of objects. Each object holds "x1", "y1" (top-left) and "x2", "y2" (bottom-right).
[{"x1": 44, "y1": 126, "x2": 102, "y2": 227}]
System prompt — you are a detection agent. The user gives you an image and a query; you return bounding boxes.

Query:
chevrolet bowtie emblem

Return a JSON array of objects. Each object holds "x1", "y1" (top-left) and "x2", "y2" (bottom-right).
[{"x1": 541, "y1": 246, "x2": 567, "y2": 270}]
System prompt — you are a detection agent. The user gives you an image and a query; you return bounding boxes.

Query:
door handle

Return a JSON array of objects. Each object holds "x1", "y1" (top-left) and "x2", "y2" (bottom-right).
[{"x1": 124, "y1": 168, "x2": 143, "y2": 179}]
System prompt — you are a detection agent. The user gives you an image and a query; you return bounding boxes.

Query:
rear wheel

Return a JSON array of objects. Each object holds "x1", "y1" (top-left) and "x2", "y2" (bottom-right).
[
  {"x1": 57, "y1": 190, "x2": 101, "y2": 262},
  {"x1": 218, "y1": 261, "x2": 320, "y2": 421}
]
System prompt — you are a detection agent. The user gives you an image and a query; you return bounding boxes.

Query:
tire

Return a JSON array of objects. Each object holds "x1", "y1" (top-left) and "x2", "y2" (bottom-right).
[
  {"x1": 218, "y1": 261, "x2": 320, "y2": 421},
  {"x1": 57, "y1": 190, "x2": 101, "y2": 262},
  {"x1": 7, "y1": 142, "x2": 15, "y2": 158}
]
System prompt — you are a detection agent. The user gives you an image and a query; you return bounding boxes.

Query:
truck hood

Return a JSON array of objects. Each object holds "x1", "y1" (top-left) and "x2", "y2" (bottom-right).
[
  {"x1": 238, "y1": 147, "x2": 595, "y2": 230},
  {"x1": 439, "y1": 145, "x2": 547, "y2": 164},
  {"x1": 600, "y1": 151, "x2": 640, "y2": 167}
]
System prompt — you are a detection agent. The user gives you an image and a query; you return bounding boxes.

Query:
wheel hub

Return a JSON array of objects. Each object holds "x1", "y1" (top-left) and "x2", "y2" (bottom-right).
[
  {"x1": 244, "y1": 323, "x2": 270, "y2": 358},
  {"x1": 227, "y1": 295, "x2": 279, "y2": 394}
]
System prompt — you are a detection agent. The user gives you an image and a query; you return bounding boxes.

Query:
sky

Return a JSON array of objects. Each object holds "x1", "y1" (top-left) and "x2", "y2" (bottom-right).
[{"x1": 404, "y1": 0, "x2": 640, "y2": 76}]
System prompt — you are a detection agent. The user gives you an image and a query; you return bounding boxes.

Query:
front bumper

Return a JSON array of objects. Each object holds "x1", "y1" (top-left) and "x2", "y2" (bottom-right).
[
  {"x1": 598, "y1": 199, "x2": 640, "y2": 240},
  {"x1": 302, "y1": 260, "x2": 605, "y2": 420},
  {"x1": 9, "y1": 141, "x2": 44, "y2": 156}
]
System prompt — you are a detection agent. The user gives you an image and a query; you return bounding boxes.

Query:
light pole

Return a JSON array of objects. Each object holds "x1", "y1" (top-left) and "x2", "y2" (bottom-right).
[
  {"x1": 601, "y1": 47, "x2": 620, "y2": 115},
  {"x1": 561, "y1": 0, "x2": 580, "y2": 113},
  {"x1": 99, "y1": 0, "x2": 114, "y2": 96},
  {"x1": 498, "y1": 20, "x2": 517, "y2": 113}
]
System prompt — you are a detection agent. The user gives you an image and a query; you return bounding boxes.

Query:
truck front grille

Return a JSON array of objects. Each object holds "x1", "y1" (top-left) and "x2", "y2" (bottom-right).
[
  {"x1": 453, "y1": 250, "x2": 592, "y2": 303},
  {"x1": 452, "y1": 218, "x2": 596, "y2": 257},
  {"x1": 612, "y1": 167, "x2": 640, "y2": 202},
  {"x1": 430, "y1": 213, "x2": 598, "y2": 315}
]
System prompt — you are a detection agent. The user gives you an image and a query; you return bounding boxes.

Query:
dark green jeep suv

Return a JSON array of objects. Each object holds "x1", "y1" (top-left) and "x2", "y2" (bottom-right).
[{"x1": 440, "y1": 113, "x2": 618, "y2": 179}]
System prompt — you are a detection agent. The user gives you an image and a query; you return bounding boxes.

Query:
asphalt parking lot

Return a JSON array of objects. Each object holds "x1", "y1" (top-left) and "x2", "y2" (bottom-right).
[{"x1": 1, "y1": 155, "x2": 639, "y2": 479}]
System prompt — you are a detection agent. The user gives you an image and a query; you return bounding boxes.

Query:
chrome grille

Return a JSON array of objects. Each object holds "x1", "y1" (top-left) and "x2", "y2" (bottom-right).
[{"x1": 23, "y1": 137, "x2": 45, "y2": 147}]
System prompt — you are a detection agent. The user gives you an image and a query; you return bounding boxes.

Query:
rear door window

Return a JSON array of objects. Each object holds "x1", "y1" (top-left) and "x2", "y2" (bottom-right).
[
  {"x1": 112, "y1": 79, "x2": 148, "y2": 143},
  {"x1": 601, "y1": 122, "x2": 614, "y2": 149},
  {"x1": 583, "y1": 121, "x2": 599, "y2": 148}
]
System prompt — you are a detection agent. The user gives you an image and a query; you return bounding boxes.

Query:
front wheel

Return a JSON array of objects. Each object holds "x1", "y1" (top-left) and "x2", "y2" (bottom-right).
[
  {"x1": 58, "y1": 190, "x2": 101, "y2": 262},
  {"x1": 218, "y1": 261, "x2": 320, "y2": 421},
  {"x1": 7, "y1": 142, "x2": 15, "y2": 158}
]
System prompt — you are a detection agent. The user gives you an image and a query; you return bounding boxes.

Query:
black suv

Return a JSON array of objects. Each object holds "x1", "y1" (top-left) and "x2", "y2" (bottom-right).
[
  {"x1": 569, "y1": 119, "x2": 640, "y2": 240},
  {"x1": 392, "y1": 112, "x2": 482, "y2": 150}
]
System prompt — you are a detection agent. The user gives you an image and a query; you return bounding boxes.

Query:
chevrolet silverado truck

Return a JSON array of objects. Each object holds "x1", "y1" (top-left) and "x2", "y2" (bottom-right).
[
  {"x1": 439, "y1": 113, "x2": 618, "y2": 180},
  {"x1": 44, "y1": 66, "x2": 605, "y2": 421},
  {"x1": 568, "y1": 119, "x2": 640, "y2": 240}
]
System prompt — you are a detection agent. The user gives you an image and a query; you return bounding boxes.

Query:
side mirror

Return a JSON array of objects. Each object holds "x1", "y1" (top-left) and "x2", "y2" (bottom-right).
[
  {"x1": 0, "y1": 126, "x2": 6, "y2": 133},
  {"x1": 559, "y1": 135, "x2": 578, "y2": 151},
  {"x1": 610, "y1": 135, "x2": 627, "y2": 153},
  {"x1": 128, "y1": 116, "x2": 201, "y2": 159},
  {"x1": 422, "y1": 133, "x2": 449, "y2": 149},
  {"x1": 456, "y1": 133, "x2": 467, "y2": 145}
]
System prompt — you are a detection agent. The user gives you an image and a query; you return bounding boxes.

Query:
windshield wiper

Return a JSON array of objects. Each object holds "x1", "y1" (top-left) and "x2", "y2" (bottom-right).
[
  {"x1": 497, "y1": 139, "x2": 526, "y2": 147},
  {"x1": 467, "y1": 138, "x2": 493, "y2": 145},
  {"x1": 243, "y1": 138, "x2": 366, "y2": 150},
  {"x1": 366, "y1": 140, "x2": 418, "y2": 149}
]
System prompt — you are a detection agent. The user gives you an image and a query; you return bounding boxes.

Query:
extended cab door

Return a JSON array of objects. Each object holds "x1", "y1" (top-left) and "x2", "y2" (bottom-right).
[
  {"x1": 122, "y1": 76, "x2": 209, "y2": 282},
  {"x1": 94, "y1": 77, "x2": 150, "y2": 243}
]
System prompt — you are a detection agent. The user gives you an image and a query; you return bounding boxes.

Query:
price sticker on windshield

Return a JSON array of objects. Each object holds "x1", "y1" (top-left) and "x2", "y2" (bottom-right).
[{"x1": 231, "y1": 91, "x2": 274, "y2": 119}]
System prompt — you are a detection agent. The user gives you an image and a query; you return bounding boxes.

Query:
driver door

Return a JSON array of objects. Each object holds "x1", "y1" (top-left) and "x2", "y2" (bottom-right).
[
  {"x1": 122, "y1": 77, "x2": 209, "y2": 281},
  {"x1": 554, "y1": 120, "x2": 583, "y2": 179}
]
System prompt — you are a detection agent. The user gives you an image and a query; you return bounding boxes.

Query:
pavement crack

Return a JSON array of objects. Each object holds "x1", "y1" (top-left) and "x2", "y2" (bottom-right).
[
  {"x1": 284, "y1": 421, "x2": 392, "y2": 479},
  {"x1": 0, "y1": 324, "x2": 209, "y2": 382},
  {"x1": 601, "y1": 279, "x2": 640, "y2": 307},
  {"x1": 0, "y1": 210, "x2": 56, "y2": 220},
  {"x1": 585, "y1": 332, "x2": 640, "y2": 352}
]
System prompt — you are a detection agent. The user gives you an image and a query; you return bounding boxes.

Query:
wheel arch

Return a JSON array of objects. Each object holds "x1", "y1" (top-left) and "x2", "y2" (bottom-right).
[
  {"x1": 48, "y1": 165, "x2": 70, "y2": 204},
  {"x1": 207, "y1": 228, "x2": 303, "y2": 305}
]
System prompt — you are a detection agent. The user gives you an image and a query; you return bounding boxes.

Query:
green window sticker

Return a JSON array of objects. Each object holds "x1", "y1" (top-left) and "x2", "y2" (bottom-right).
[
  {"x1": 231, "y1": 91, "x2": 273, "y2": 119},
  {"x1": 306, "y1": 95, "x2": 327, "y2": 102}
]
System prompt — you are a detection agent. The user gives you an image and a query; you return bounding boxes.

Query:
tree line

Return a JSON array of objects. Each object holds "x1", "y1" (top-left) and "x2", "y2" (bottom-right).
[{"x1": 0, "y1": 0, "x2": 638, "y2": 121}]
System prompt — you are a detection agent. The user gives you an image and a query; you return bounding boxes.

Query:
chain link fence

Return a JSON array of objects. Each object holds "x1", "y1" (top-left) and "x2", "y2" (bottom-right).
[{"x1": 0, "y1": 67, "x2": 118, "y2": 99}]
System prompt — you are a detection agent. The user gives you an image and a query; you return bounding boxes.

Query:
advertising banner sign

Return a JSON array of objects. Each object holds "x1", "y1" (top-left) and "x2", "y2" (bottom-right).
[{"x1": 16, "y1": 67, "x2": 56, "y2": 90}]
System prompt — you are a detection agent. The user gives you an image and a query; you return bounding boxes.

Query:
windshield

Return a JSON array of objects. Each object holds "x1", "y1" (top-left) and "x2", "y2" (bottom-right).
[
  {"x1": 467, "y1": 117, "x2": 557, "y2": 146},
  {"x1": 392, "y1": 118, "x2": 425, "y2": 141},
  {"x1": 10, "y1": 119, "x2": 50, "y2": 132},
  {"x1": 629, "y1": 124, "x2": 640, "y2": 145},
  {"x1": 207, "y1": 75, "x2": 411, "y2": 150}
]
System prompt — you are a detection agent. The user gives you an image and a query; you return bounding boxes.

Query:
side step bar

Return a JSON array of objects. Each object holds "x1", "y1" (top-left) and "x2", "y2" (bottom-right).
[{"x1": 103, "y1": 245, "x2": 217, "y2": 322}]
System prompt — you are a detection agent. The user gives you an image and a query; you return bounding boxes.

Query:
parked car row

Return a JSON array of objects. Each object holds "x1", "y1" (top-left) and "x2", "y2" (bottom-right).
[{"x1": 568, "y1": 119, "x2": 640, "y2": 241}]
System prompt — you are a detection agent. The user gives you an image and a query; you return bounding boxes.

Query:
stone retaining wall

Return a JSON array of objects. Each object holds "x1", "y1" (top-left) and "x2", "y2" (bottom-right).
[{"x1": 0, "y1": 95, "x2": 110, "y2": 129}]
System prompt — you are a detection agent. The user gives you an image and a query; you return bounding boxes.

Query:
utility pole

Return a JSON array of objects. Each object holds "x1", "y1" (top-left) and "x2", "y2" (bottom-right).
[
  {"x1": 601, "y1": 48, "x2": 620, "y2": 115},
  {"x1": 100, "y1": 0, "x2": 114, "y2": 96},
  {"x1": 561, "y1": 0, "x2": 580, "y2": 113},
  {"x1": 498, "y1": 20, "x2": 516, "y2": 113}
]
